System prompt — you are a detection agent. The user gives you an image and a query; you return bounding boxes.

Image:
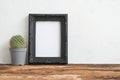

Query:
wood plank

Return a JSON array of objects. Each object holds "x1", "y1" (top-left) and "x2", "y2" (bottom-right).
[{"x1": 0, "y1": 64, "x2": 120, "y2": 80}]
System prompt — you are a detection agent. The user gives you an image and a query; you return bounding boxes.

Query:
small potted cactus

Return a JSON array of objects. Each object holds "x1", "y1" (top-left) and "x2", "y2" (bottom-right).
[{"x1": 9, "y1": 35, "x2": 27, "y2": 66}]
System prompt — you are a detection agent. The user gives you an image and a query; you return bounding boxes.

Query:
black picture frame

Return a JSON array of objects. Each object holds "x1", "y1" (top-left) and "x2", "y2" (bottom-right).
[{"x1": 28, "y1": 14, "x2": 68, "y2": 64}]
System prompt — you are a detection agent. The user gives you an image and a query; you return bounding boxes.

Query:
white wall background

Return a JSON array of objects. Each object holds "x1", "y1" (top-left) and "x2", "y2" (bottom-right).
[{"x1": 0, "y1": 0, "x2": 120, "y2": 64}]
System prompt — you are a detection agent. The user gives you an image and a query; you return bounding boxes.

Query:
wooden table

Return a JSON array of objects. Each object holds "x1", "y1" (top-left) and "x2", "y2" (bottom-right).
[{"x1": 0, "y1": 64, "x2": 120, "y2": 80}]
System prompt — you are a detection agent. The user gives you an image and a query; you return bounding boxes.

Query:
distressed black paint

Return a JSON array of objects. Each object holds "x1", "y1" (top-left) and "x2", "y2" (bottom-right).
[{"x1": 28, "y1": 14, "x2": 68, "y2": 64}]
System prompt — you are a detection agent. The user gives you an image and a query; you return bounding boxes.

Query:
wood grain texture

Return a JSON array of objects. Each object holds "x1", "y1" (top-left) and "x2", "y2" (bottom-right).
[{"x1": 0, "y1": 64, "x2": 120, "y2": 80}]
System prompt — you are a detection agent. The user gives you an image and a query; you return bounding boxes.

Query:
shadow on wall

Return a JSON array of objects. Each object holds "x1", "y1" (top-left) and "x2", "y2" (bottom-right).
[
  {"x1": 25, "y1": 16, "x2": 28, "y2": 64},
  {"x1": 24, "y1": 16, "x2": 28, "y2": 47}
]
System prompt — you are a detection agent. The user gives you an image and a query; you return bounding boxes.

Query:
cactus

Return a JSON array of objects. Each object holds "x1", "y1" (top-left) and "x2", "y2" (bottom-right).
[{"x1": 10, "y1": 35, "x2": 25, "y2": 48}]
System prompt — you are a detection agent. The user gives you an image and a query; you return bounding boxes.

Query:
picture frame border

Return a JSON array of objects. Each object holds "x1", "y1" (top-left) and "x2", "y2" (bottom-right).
[{"x1": 28, "y1": 14, "x2": 68, "y2": 64}]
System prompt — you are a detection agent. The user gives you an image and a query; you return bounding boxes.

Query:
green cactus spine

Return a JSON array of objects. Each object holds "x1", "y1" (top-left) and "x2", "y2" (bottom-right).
[{"x1": 10, "y1": 35, "x2": 25, "y2": 48}]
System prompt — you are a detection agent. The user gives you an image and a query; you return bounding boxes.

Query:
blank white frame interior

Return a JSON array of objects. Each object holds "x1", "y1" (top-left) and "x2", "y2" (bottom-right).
[{"x1": 36, "y1": 21, "x2": 61, "y2": 57}]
